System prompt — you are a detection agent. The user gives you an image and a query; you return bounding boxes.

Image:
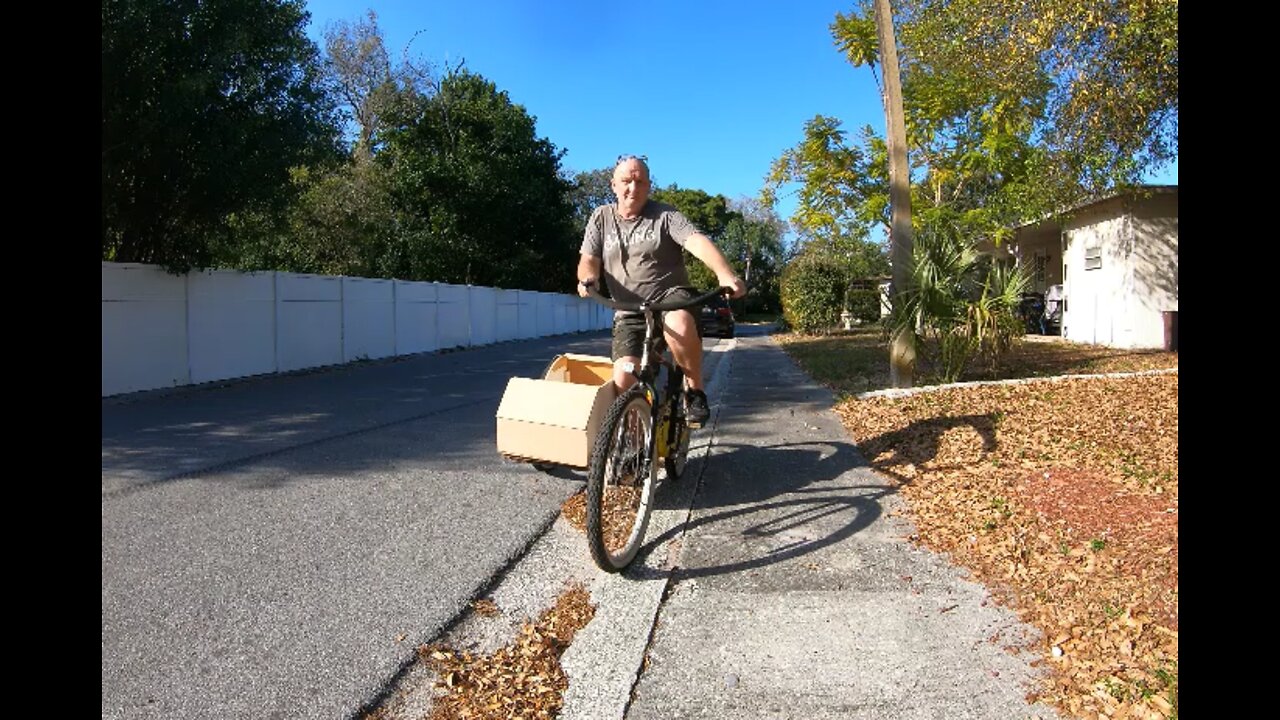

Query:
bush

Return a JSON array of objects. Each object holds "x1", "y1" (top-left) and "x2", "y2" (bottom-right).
[
  {"x1": 889, "y1": 220, "x2": 1031, "y2": 382},
  {"x1": 781, "y1": 255, "x2": 847, "y2": 334},
  {"x1": 847, "y1": 287, "x2": 882, "y2": 324}
]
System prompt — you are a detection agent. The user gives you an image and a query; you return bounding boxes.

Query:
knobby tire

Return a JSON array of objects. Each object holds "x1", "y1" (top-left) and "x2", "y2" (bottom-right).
[{"x1": 585, "y1": 385, "x2": 657, "y2": 572}]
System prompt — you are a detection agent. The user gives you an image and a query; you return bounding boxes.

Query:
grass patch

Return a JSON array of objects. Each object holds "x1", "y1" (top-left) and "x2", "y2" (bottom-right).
[{"x1": 772, "y1": 327, "x2": 889, "y2": 395}]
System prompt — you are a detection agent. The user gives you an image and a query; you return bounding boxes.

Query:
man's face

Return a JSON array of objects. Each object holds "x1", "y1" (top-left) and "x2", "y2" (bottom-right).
[{"x1": 611, "y1": 159, "x2": 650, "y2": 217}]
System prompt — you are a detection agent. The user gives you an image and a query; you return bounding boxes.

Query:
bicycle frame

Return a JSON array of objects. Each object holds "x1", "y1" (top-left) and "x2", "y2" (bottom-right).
[{"x1": 629, "y1": 311, "x2": 685, "y2": 467}]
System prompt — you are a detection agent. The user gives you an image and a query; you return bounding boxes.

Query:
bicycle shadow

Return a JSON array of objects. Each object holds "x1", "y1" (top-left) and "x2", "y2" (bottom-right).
[
  {"x1": 630, "y1": 439, "x2": 889, "y2": 580},
  {"x1": 629, "y1": 412, "x2": 1000, "y2": 581}
]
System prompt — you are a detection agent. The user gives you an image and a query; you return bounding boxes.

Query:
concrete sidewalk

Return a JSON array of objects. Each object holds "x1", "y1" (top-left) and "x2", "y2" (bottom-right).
[{"x1": 619, "y1": 330, "x2": 1065, "y2": 719}]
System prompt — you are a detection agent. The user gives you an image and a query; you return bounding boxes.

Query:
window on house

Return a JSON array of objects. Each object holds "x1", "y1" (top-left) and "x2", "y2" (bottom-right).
[
  {"x1": 1034, "y1": 254, "x2": 1048, "y2": 285},
  {"x1": 1084, "y1": 240, "x2": 1102, "y2": 270}
]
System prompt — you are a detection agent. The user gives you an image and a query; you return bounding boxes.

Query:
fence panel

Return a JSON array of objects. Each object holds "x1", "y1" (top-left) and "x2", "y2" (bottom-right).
[
  {"x1": 514, "y1": 291, "x2": 536, "y2": 340},
  {"x1": 188, "y1": 269, "x2": 275, "y2": 385},
  {"x1": 437, "y1": 284, "x2": 471, "y2": 349},
  {"x1": 276, "y1": 273, "x2": 343, "y2": 373},
  {"x1": 394, "y1": 281, "x2": 438, "y2": 355},
  {"x1": 342, "y1": 277, "x2": 396, "y2": 362},
  {"x1": 469, "y1": 286, "x2": 497, "y2": 347},
  {"x1": 101, "y1": 263, "x2": 189, "y2": 396},
  {"x1": 535, "y1": 293, "x2": 555, "y2": 338},
  {"x1": 495, "y1": 289, "x2": 520, "y2": 342}
]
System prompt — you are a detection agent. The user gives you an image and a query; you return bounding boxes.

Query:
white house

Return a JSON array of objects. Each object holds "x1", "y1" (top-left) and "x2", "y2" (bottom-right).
[{"x1": 1004, "y1": 185, "x2": 1178, "y2": 350}]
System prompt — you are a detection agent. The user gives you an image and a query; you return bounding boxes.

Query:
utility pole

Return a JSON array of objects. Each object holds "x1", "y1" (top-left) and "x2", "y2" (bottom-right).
[{"x1": 873, "y1": 0, "x2": 916, "y2": 387}]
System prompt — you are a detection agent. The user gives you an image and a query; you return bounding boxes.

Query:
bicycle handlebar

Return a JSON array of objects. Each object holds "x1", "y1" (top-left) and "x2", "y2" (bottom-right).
[{"x1": 580, "y1": 282, "x2": 733, "y2": 313}]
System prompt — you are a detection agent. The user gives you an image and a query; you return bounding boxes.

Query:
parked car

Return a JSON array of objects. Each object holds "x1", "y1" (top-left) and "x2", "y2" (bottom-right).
[{"x1": 699, "y1": 295, "x2": 736, "y2": 338}]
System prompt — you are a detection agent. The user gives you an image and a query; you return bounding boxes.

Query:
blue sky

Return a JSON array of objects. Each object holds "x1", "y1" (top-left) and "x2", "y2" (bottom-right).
[{"x1": 302, "y1": 0, "x2": 1178, "y2": 227}]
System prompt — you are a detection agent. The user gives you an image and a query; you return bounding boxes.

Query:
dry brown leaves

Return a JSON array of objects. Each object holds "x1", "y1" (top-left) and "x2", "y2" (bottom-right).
[
  {"x1": 419, "y1": 584, "x2": 596, "y2": 720},
  {"x1": 598, "y1": 487, "x2": 643, "y2": 552},
  {"x1": 560, "y1": 490, "x2": 587, "y2": 531},
  {"x1": 560, "y1": 487, "x2": 645, "y2": 554},
  {"x1": 470, "y1": 599, "x2": 500, "y2": 618},
  {"x1": 835, "y1": 372, "x2": 1178, "y2": 720}
]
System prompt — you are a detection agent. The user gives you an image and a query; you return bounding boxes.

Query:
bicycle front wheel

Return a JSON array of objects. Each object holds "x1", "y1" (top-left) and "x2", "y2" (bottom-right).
[{"x1": 585, "y1": 385, "x2": 658, "y2": 572}]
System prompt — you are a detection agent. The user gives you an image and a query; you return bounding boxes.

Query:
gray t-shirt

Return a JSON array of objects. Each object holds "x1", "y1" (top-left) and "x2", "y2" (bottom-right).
[{"x1": 579, "y1": 200, "x2": 700, "y2": 305}]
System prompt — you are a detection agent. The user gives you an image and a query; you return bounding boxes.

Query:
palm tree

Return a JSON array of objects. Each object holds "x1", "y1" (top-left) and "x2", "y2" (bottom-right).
[{"x1": 891, "y1": 220, "x2": 1030, "y2": 383}]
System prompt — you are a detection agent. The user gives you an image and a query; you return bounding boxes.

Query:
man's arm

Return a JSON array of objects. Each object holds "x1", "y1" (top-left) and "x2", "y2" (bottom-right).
[
  {"x1": 577, "y1": 254, "x2": 602, "y2": 298},
  {"x1": 684, "y1": 234, "x2": 746, "y2": 298}
]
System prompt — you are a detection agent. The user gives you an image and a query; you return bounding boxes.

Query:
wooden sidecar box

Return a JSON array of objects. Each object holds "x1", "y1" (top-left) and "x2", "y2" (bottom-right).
[{"x1": 496, "y1": 353, "x2": 616, "y2": 468}]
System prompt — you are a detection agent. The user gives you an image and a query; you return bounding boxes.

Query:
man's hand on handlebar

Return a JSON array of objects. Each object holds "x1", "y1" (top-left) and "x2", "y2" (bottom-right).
[
  {"x1": 719, "y1": 275, "x2": 747, "y2": 299},
  {"x1": 577, "y1": 277, "x2": 597, "y2": 299}
]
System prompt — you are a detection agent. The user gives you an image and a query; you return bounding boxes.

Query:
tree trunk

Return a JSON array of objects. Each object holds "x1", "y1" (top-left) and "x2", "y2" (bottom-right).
[{"x1": 874, "y1": 0, "x2": 916, "y2": 388}]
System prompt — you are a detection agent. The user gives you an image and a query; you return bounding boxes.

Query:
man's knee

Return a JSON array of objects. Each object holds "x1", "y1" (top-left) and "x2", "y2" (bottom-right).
[{"x1": 663, "y1": 309, "x2": 699, "y2": 349}]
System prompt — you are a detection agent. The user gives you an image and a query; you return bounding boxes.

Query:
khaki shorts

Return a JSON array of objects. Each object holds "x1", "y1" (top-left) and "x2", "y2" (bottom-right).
[{"x1": 610, "y1": 287, "x2": 703, "y2": 361}]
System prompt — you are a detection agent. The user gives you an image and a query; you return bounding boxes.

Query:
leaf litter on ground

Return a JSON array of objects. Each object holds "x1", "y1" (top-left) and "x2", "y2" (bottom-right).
[{"x1": 777, "y1": 329, "x2": 1178, "y2": 720}]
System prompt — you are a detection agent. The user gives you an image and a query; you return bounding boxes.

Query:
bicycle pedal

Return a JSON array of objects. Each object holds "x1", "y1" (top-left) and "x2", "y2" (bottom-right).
[{"x1": 686, "y1": 420, "x2": 704, "y2": 429}]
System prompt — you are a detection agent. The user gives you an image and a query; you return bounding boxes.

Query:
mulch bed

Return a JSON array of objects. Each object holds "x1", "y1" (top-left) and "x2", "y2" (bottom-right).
[{"x1": 834, "y1": 371, "x2": 1178, "y2": 719}]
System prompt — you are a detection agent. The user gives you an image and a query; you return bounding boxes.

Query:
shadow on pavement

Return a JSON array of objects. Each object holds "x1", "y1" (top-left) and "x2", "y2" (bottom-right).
[{"x1": 629, "y1": 439, "x2": 892, "y2": 580}]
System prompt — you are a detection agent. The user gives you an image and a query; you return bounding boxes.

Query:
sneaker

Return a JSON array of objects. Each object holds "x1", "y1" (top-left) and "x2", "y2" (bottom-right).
[{"x1": 685, "y1": 389, "x2": 710, "y2": 427}]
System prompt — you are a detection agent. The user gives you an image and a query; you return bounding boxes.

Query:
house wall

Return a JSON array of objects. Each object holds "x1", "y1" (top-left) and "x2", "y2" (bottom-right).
[
  {"x1": 1128, "y1": 193, "x2": 1179, "y2": 349},
  {"x1": 1063, "y1": 201, "x2": 1131, "y2": 346},
  {"x1": 102, "y1": 262, "x2": 612, "y2": 397},
  {"x1": 1060, "y1": 191, "x2": 1177, "y2": 349}
]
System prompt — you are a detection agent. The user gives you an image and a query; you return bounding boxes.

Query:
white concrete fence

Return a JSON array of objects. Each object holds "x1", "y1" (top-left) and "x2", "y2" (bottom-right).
[{"x1": 102, "y1": 262, "x2": 613, "y2": 397}]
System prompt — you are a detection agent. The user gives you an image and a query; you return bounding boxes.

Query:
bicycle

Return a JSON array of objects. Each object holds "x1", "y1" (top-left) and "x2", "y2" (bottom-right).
[{"x1": 579, "y1": 283, "x2": 734, "y2": 572}]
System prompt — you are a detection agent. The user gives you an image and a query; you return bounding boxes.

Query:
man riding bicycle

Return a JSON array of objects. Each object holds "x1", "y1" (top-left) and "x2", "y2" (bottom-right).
[{"x1": 576, "y1": 155, "x2": 746, "y2": 427}]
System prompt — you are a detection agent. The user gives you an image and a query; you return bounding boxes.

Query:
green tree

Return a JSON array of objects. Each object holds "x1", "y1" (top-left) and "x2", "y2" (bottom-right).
[
  {"x1": 650, "y1": 185, "x2": 743, "y2": 290},
  {"x1": 763, "y1": 115, "x2": 888, "y2": 252},
  {"x1": 650, "y1": 185, "x2": 738, "y2": 240},
  {"x1": 102, "y1": 0, "x2": 341, "y2": 272},
  {"x1": 379, "y1": 69, "x2": 577, "y2": 290},
  {"x1": 920, "y1": 0, "x2": 1175, "y2": 191},
  {"x1": 762, "y1": 114, "x2": 891, "y2": 318},
  {"x1": 835, "y1": 4, "x2": 1056, "y2": 247},
  {"x1": 565, "y1": 167, "x2": 616, "y2": 239},
  {"x1": 320, "y1": 9, "x2": 437, "y2": 162},
  {"x1": 223, "y1": 161, "x2": 399, "y2": 278},
  {"x1": 834, "y1": 0, "x2": 1177, "y2": 202},
  {"x1": 720, "y1": 197, "x2": 788, "y2": 313},
  {"x1": 225, "y1": 9, "x2": 433, "y2": 279}
]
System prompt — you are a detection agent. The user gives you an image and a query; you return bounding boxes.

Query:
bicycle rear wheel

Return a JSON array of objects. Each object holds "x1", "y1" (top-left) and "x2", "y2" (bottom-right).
[{"x1": 585, "y1": 385, "x2": 657, "y2": 572}]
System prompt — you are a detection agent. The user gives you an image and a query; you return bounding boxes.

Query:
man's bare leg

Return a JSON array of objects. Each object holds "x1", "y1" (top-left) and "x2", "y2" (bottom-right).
[
  {"x1": 613, "y1": 357, "x2": 640, "y2": 393},
  {"x1": 663, "y1": 309, "x2": 703, "y2": 391}
]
